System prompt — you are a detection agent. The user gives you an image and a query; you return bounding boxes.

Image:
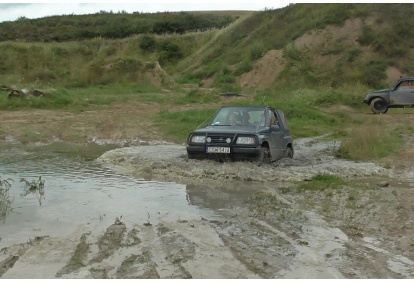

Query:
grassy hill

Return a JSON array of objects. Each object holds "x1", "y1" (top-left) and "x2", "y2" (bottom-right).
[
  {"x1": 0, "y1": 3, "x2": 413, "y2": 162},
  {"x1": 1, "y1": 3, "x2": 414, "y2": 92},
  {"x1": 175, "y1": 3, "x2": 414, "y2": 90}
]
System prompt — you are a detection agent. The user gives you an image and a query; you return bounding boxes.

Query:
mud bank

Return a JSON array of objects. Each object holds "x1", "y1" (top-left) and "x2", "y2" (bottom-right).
[{"x1": 96, "y1": 136, "x2": 389, "y2": 184}]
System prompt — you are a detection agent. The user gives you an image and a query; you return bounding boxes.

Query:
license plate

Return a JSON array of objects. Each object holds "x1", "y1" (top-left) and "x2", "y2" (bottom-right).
[{"x1": 207, "y1": 147, "x2": 230, "y2": 154}]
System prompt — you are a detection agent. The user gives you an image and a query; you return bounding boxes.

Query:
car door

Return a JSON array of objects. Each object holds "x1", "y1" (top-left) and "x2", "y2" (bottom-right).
[
  {"x1": 268, "y1": 109, "x2": 285, "y2": 161},
  {"x1": 391, "y1": 80, "x2": 414, "y2": 105}
]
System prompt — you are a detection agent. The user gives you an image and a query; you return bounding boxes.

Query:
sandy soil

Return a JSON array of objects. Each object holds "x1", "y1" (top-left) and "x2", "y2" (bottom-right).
[{"x1": 0, "y1": 105, "x2": 414, "y2": 279}]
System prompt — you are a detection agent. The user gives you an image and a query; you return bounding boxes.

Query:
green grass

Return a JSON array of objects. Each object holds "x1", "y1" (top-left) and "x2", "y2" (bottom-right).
[
  {"x1": 335, "y1": 118, "x2": 405, "y2": 161},
  {"x1": 297, "y1": 174, "x2": 345, "y2": 191},
  {"x1": 155, "y1": 108, "x2": 217, "y2": 142},
  {"x1": 1, "y1": 82, "x2": 408, "y2": 163},
  {"x1": 0, "y1": 85, "x2": 163, "y2": 111}
]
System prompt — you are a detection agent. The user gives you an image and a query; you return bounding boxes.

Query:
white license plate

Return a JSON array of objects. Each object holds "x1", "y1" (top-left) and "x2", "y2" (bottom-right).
[{"x1": 207, "y1": 147, "x2": 230, "y2": 154}]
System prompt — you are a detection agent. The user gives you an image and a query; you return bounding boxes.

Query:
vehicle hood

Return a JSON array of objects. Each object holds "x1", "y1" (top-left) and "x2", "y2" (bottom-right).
[
  {"x1": 192, "y1": 125, "x2": 265, "y2": 134},
  {"x1": 368, "y1": 89, "x2": 389, "y2": 95}
]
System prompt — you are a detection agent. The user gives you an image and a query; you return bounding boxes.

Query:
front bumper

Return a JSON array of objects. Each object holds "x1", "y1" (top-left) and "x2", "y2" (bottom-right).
[{"x1": 187, "y1": 144, "x2": 261, "y2": 159}]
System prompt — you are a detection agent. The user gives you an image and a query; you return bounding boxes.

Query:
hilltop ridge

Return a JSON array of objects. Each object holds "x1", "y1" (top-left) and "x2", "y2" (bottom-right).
[{"x1": 1, "y1": 4, "x2": 413, "y2": 91}]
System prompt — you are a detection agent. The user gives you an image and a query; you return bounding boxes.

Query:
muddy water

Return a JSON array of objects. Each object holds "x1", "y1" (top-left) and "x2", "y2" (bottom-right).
[{"x1": 0, "y1": 143, "x2": 216, "y2": 249}]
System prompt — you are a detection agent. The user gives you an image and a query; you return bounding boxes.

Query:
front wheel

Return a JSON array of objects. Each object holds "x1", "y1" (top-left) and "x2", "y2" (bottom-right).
[
  {"x1": 255, "y1": 146, "x2": 270, "y2": 166},
  {"x1": 285, "y1": 147, "x2": 294, "y2": 158},
  {"x1": 370, "y1": 98, "x2": 388, "y2": 114}
]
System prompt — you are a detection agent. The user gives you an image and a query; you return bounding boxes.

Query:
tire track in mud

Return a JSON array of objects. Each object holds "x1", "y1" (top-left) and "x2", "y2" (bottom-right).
[
  {"x1": 0, "y1": 237, "x2": 46, "y2": 274},
  {"x1": 282, "y1": 178, "x2": 414, "y2": 279},
  {"x1": 1, "y1": 183, "x2": 413, "y2": 279},
  {"x1": 0, "y1": 235, "x2": 77, "y2": 278},
  {"x1": 28, "y1": 219, "x2": 259, "y2": 279},
  {"x1": 55, "y1": 222, "x2": 163, "y2": 279},
  {"x1": 208, "y1": 190, "x2": 349, "y2": 279}
]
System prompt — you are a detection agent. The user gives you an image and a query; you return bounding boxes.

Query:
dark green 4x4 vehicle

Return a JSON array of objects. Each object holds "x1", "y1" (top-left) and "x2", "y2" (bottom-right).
[
  {"x1": 363, "y1": 77, "x2": 414, "y2": 114},
  {"x1": 186, "y1": 105, "x2": 294, "y2": 165}
]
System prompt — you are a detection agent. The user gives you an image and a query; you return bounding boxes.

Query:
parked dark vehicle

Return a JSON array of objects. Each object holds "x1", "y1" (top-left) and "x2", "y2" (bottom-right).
[
  {"x1": 363, "y1": 77, "x2": 414, "y2": 114},
  {"x1": 186, "y1": 105, "x2": 294, "y2": 165}
]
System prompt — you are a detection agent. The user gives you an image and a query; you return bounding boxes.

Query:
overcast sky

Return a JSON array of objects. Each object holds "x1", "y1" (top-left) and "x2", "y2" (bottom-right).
[{"x1": 0, "y1": 1, "x2": 292, "y2": 23}]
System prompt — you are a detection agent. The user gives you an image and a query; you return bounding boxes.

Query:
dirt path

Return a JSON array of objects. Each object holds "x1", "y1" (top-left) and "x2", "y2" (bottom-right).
[{"x1": 0, "y1": 106, "x2": 414, "y2": 279}]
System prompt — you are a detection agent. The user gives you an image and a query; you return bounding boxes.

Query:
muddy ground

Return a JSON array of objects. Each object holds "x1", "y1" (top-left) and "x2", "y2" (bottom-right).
[{"x1": 0, "y1": 107, "x2": 414, "y2": 279}]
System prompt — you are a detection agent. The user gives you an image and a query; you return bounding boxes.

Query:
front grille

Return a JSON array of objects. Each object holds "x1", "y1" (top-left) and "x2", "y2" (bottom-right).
[{"x1": 207, "y1": 133, "x2": 236, "y2": 145}]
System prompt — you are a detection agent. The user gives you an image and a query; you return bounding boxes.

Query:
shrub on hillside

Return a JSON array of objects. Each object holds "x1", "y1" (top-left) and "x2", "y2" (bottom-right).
[
  {"x1": 139, "y1": 35, "x2": 156, "y2": 52},
  {"x1": 358, "y1": 60, "x2": 387, "y2": 88},
  {"x1": 158, "y1": 40, "x2": 183, "y2": 64},
  {"x1": 234, "y1": 60, "x2": 253, "y2": 76},
  {"x1": 357, "y1": 25, "x2": 376, "y2": 46}
]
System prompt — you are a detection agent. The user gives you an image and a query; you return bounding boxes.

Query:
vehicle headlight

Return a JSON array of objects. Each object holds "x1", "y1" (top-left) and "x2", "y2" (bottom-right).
[
  {"x1": 190, "y1": 135, "x2": 206, "y2": 143},
  {"x1": 236, "y1": 136, "x2": 255, "y2": 145}
]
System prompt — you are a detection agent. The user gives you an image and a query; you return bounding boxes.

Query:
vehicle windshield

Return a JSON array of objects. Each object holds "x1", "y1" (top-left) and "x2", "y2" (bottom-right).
[{"x1": 210, "y1": 106, "x2": 266, "y2": 126}]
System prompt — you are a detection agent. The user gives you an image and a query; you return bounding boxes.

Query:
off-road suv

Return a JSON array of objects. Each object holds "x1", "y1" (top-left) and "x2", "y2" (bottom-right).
[
  {"x1": 186, "y1": 105, "x2": 294, "y2": 165},
  {"x1": 363, "y1": 77, "x2": 414, "y2": 114}
]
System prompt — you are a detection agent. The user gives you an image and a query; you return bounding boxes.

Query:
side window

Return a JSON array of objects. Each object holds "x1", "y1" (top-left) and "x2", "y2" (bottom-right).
[
  {"x1": 397, "y1": 81, "x2": 407, "y2": 90},
  {"x1": 260, "y1": 111, "x2": 267, "y2": 126},
  {"x1": 279, "y1": 111, "x2": 289, "y2": 130},
  {"x1": 268, "y1": 110, "x2": 279, "y2": 127},
  {"x1": 397, "y1": 80, "x2": 414, "y2": 90},
  {"x1": 265, "y1": 110, "x2": 273, "y2": 127}
]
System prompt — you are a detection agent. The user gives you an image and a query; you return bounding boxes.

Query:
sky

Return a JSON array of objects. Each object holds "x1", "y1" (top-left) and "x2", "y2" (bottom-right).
[{"x1": 0, "y1": 1, "x2": 292, "y2": 23}]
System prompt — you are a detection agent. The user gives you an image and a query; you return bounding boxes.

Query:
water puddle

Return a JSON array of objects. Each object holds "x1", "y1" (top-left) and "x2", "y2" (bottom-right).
[{"x1": 0, "y1": 144, "x2": 216, "y2": 248}]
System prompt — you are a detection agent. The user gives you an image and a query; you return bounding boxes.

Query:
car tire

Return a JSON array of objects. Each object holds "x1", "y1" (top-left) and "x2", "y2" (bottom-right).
[
  {"x1": 256, "y1": 146, "x2": 270, "y2": 166},
  {"x1": 285, "y1": 147, "x2": 294, "y2": 158},
  {"x1": 370, "y1": 98, "x2": 389, "y2": 114}
]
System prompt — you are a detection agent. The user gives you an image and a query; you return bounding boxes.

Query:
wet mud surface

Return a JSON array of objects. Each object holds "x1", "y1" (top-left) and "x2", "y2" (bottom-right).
[
  {"x1": 96, "y1": 135, "x2": 388, "y2": 183},
  {"x1": 1, "y1": 136, "x2": 414, "y2": 278}
]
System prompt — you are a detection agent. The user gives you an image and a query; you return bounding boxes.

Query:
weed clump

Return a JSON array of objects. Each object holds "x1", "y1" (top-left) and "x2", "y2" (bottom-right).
[
  {"x1": 20, "y1": 176, "x2": 45, "y2": 205},
  {"x1": 0, "y1": 177, "x2": 13, "y2": 223}
]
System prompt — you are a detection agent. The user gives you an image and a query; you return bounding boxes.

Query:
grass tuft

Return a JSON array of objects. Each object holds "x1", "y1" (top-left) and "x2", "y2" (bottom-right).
[
  {"x1": 335, "y1": 117, "x2": 403, "y2": 161},
  {"x1": 297, "y1": 174, "x2": 345, "y2": 191}
]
